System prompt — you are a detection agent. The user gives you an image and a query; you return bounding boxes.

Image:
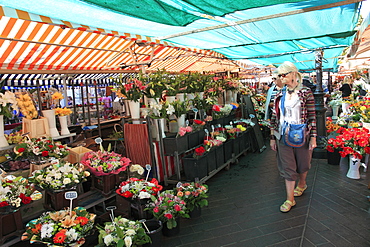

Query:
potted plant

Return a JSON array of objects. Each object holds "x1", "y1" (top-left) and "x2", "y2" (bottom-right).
[
  {"x1": 80, "y1": 147, "x2": 131, "y2": 196},
  {"x1": 145, "y1": 190, "x2": 189, "y2": 236},
  {"x1": 22, "y1": 207, "x2": 96, "y2": 246},
  {"x1": 96, "y1": 216, "x2": 152, "y2": 247},
  {"x1": 140, "y1": 69, "x2": 168, "y2": 100},
  {"x1": 174, "y1": 182, "x2": 208, "y2": 218}
]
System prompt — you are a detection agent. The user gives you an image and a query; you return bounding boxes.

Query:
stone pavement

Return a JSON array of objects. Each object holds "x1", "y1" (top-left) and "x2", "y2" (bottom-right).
[{"x1": 162, "y1": 145, "x2": 370, "y2": 247}]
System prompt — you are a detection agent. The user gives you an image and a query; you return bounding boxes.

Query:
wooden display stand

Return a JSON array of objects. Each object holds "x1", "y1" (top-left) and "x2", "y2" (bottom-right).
[
  {"x1": 91, "y1": 173, "x2": 120, "y2": 196},
  {"x1": 22, "y1": 117, "x2": 50, "y2": 138}
]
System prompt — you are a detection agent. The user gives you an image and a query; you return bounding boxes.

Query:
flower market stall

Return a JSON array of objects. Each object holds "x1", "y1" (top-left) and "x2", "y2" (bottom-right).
[{"x1": 0, "y1": 0, "x2": 368, "y2": 246}]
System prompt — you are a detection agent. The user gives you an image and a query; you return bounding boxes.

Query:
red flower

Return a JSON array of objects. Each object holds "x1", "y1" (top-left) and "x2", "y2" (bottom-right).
[
  {"x1": 17, "y1": 147, "x2": 25, "y2": 152},
  {"x1": 193, "y1": 119, "x2": 204, "y2": 125},
  {"x1": 19, "y1": 193, "x2": 32, "y2": 204},
  {"x1": 164, "y1": 213, "x2": 173, "y2": 219},
  {"x1": 212, "y1": 105, "x2": 221, "y2": 112},
  {"x1": 195, "y1": 146, "x2": 206, "y2": 156},
  {"x1": 121, "y1": 191, "x2": 134, "y2": 198},
  {"x1": 0, "y1": 201, "x2": 9, "y2": 207},
  {"x1": 174, "y1": 205, "x2": 181, "y2": 211},
  {"x1": 153, "y1": 207, "x2": 159, "y2": 213},
  {"x1": 48, "y1": 145, "x2": 54, "y2": 148},
  {"x1": 75, "y1": 216, "x2": 89, "y2": 226},
  {"x1": 53, "y1": 230, "x2": 67, "y2": 244},
  {"x1": 31, "y1": 224, "x2": 42, "y2": 234},
  {"x1": 41, "y1": 151, "x2": 49, "y2": 157}
]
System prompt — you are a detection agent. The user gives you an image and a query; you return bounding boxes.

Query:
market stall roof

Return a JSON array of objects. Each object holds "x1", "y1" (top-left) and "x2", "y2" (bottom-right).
[{"x1": 0, "y1": 0, "x2": 366, "y2": 73}]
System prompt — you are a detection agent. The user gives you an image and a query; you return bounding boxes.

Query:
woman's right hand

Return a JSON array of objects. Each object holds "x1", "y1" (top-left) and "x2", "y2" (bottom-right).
[{"x1": 270, "y1": 140, "x2": 277, "y2": 151}]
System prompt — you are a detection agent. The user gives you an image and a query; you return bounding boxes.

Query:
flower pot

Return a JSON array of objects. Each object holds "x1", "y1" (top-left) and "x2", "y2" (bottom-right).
[
  {"x1": 341, "y1": 102, "x2": 350, "y2": 114},
  {"x1": 187, "y1": 131, "x2": 200, "y2": 149},
  {"x1": 143, "y1": 220, "x2": 163, "y2": 247},
  {"x1": 162, "y1": 218, "x2": 180, "y2": 237},
  {"x1": 189, "y1": 206, "x2": 202, "y2": 219},
  {"x1": 332, "y1": 105, "x2": 339, "y2": 120},
  {"x1": 347, "y1": 155, "x2": 361, "y2": 179},
  {"x1": 225, "y1": 90, "x2": 233, "y2": 104},
  {"x1": 91, "y1": 173, "x2": 120, "y2": 196},
  {"x1": 327, "y1": 149, "x2": 341, "y2": 165},
  {"x1": 127, "y1": 198, "x2": 153, "y2": 220},
  {"x1": 42, "y1": 109, "x2": 60, "y2": 137},
  {"x1": 233, "y1": 135, "x2": 242, "y2": 156},
  {"x1": 163, "y1": 134, "x2": 188, "y2": 155},
  {"x1": 183, "y1": 154, "x2": 208, "y2": 181},
  {"x1": 207, "y1": 148, "x2": 217, "y2": 174},
  {"x1": 177, "y1": 114, "x2": 186, "y2": 128},
  {"x1": 215, "y1": 145, "x2": 225, "y2": 169},
  {"x1": 58, "y1": 115, "x2": 70, "y2": 135},
  {"x1": 0, "y1": 115, "x2": 9, "y2": 148},
  {"x1": 223, "y1": 140, "x2": 234, "y2": 163},
  {"x1": 127, "y1": 100, "x2": 141, "y2": 119},
  {"x1": 0, "y1": 209, "x2": 24, "y2": 245}
]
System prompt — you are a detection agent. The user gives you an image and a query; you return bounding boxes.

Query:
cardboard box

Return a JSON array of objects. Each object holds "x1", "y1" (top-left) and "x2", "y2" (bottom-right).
[
  {"x1": 22, "y1": 117, "x2": 50, "y2": 138},
  {"x1": 67, "y1": 146, "x2": 92, "y2": 164}
]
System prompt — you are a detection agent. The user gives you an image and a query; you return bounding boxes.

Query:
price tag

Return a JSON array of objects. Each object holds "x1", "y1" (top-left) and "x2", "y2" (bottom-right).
[
  {"x1": 106, "y1": 206, "x2": 117, "y2": 224},
  {"x1": 65, "y1": 191, "x2": 78, "y2": 200},
  {"x1": 192, "y1": 108, "x2": 198, "y2": 113},
  {"x1": 176, "y1": 182, "x2": 182, "y2": 188},
  {"x1": 65, "y1": 191, "x2": 78, "y2": 216},
  {"x1": 139, "y1": 219, "x2": 150, "y2": 233},
  {"x1": 95, "y1": 137, "x2": 103, "y2": 144},
  {"x1": 145, "y1": 165, "x2": 151, "y2": 182}
]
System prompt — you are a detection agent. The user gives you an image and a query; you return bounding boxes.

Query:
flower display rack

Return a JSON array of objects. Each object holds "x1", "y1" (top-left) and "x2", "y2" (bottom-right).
[
  {"x1": 0, "y1": 210, "x2": 24, "y2": 245},
  {"x1": 163, "y1": 134, "x2": 188, "y2": 155},
  {"x1": 182, "y1": 153, "x2": 208, "y2": 181},
  {"x1": 91, "y1": 173, "x2": 120, "y2": 196}
]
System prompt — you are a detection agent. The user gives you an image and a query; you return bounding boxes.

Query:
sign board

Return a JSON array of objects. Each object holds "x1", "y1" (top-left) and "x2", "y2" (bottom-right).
[{"x1": 65, "y1": 191, "x2": 78, "y2": 200}]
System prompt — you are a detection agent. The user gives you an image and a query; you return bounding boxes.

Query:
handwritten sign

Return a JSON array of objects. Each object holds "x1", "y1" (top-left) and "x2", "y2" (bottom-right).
[{"x1": 65, "y1": 191, "x2": 78, "y2": 200}]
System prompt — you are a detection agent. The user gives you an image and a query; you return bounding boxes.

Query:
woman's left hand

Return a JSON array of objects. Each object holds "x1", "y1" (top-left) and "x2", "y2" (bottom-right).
[{"x1": 309, "y1": 137, "x2": 317, "y2": 151}]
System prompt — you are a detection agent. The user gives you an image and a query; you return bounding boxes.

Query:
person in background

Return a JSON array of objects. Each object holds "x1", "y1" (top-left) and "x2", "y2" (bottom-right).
[
  {"x1": 339, "y1": 76, "x2": 353, "y2": 113},
  {"x1": 270, "y1": 61, "x2": 317, "y2": 213},
  {"x1": 264, "y1": 77, "x2": 283, "y2": 120}
]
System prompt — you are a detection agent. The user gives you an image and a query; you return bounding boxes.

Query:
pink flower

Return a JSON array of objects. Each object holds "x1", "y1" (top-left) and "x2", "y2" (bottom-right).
[
  {"x1": 97, "y1": 166, "x2": 103, "y2": 172},
  {"x1": 153, "y1": 207, "x2": 159, "y2": 213},
  {"x1": 174, "y1": 205, "x2": 181, "y2": 211},
  {"x1": 179, "y1": 129, "x2": 186, "y2": 136},
  {"x1": 185, "y1": 126, "x2": 193, "y2": 132},
  {"x1": 164, "y1": 213, "x2": 173, "y2": 219}
]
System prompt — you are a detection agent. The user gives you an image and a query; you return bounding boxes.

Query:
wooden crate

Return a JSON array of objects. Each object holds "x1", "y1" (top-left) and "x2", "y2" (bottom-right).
[
  {"x1": 68, "y1": 146, "x2": 92, "y2": 164},
  {"x1": 0, "y1": 210, "x2": 24, "y2": 245},
  {"x1": 22, "y1": 117, "x2": 50, "y2": 138},
  {"x1": 91, "y1": 173, "x2": 120, "y2": 196}
]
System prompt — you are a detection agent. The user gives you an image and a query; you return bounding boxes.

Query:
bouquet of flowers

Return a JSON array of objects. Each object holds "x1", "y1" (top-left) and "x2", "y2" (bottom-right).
[
  {"x1": 96, "y1": 216, "x2": 151, "y2": 247},
  {"x1": 0, "y1": 175, "x2": 42, "y2": 209},
  {"x1": 210, "y1": 127, "x2": 227, "y2": 142},
  {"x1": 140, "y1": 69, "x2": 168, "y2": 99},
  {"x1": 29, "y1": 160, "x2": 90, "y2": 191},
  {"x1": 128, "y1": 164, "x2": 145, "y2": 178},
  {"x1": 116, "y1": 177, "x2": 163, "y2": 200},
  {"x1": 326, "y1": 127, "x2": 370, "y2": 159},
  {"x1": 145, "y1": 190, "x2": 189, "y2": 229},
  {"x1": 81, "y1": 150, "x2": 131, "y2": 176},
  {"x1": 177, "y1": 126, "x2": 193, "y2": 137},
  {"x1": 23, "y1": 207, "x2": 96, "y2": 246},
  {"x1": 55, "y1": 107, "x2": 72, "y2": 116},
  {"x1": 15, "y1": 91, "x2": 38, "y2": 119},
  {"x1": 5, "y1": 131, "x2": 26, "y2": 144},
  {"x1": 114, "y1": 76, "x2": 147, "y2": 103},
  {"x1": 142, "y1": 100, "x2": 175, "y2": 119},
  {"x1": 170, "y1": 99, "x2": 189, "y2": 118},
  {"x1": 174, "y1": 182, "x2": 208, "y2": 212},
  {"x1": 192, "y1": 119, "x2": 205, "y2": 131},
  {"x1": 222, "y1": 77, "x2": 242, "y2": 91},
  {"x1": 212, "y1": 104, "x2": 233, "y2": 119},
  {"x1": 0, "y1": 90, "x2": 18, "y2": 119},
  {"x1": 193, "y1": 145, "x2": 206, "y2": 158},
  {"x1": 14, "y1": 137, "x2": 70, "y2": 161}
]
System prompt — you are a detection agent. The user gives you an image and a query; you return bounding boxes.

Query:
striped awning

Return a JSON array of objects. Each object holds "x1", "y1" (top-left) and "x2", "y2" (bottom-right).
[{"x1": 0, "y1": 5, "x2": 239, "y2": 74}]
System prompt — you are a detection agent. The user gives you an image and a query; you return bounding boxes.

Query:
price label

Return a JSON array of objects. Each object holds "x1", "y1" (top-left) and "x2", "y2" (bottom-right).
[
  {"x1": 95, "y1": 137, "x2": 103, "y2": 144},
  {"x1": 176, "y1": 182, "x2": 182, "y2": 188},
  {"x1": 106, "y1": 206, "x2": 117, "y2": 211},
  {"x1": 192, "y1": 108, "x2": 198, "y2": 113},
  {"x1": 65, "y1": 191, "x2": 78, "y2": 200},
  {"x1": 145, "y1": 164, "x2": 151, "y2": 171}
]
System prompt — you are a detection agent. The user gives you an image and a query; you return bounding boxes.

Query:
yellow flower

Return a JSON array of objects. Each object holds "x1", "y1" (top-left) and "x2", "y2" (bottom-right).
[{"x1": 52, "y1": 92, "x2": 64, "y2": 100}]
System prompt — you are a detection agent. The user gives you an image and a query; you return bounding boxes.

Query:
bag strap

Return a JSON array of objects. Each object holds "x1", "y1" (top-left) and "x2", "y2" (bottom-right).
[{"x1": 281, "y1": 86, "x2": 287, "y2": 116}]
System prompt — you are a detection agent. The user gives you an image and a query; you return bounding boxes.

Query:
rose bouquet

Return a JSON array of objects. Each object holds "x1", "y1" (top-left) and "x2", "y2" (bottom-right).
[
  {"x1": 145, "y1": 190, "x2": 189, "y2": 229},
  {"x1": 96, "y1": 216, "x2": 151, "y2": 247},
  {"x1": 29, "y1": 160, "x2": 90, "y2": 191},
  {"x1": 22, "y1": 207, "x2": 96, "y2": 246},
  {"x1": 116, "y1": 178, "x2": 163, "y2": 200},
  {"x1": 326, "y1": 127, "x2": 370, "y2": 159},
  {"x1": 174, "y1": 182, "x2": 208, "y2": 212},
  {"x1": 14, "y1": 137, "x2": 70, "y2": 161},
  {"x1": 177, "y1": 126, "x2": 192, "y2": 137},
  {"x1": 193, "y1": 145, "x2": 206, "y2": 159},
  {"x1": 80, "y1": 150, "x2": 131, "y2": 176},
  {"x1": 0, "y1": 175, "x2": 42, "y2": 210}
]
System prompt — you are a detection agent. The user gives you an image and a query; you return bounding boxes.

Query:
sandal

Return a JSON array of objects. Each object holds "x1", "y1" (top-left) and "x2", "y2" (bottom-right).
[
  {"x1": 280, "y1": 200, "x2": 296, "y2": 213},
  {"x1": 294, "y1": 185, "x2": 307, "y2": 197}
]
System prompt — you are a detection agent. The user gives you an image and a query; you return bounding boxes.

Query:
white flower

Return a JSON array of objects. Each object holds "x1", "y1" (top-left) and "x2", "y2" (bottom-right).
[
  {"x1": 41, "y1": 223, "x2": 54, "y2": 239},
  {"x1": 126, "y1": 229, "x2": 136, "y2": 236},
  {"x1": 104, "y1": 234, "x2": 114, "y2": 246},
  {"x1": 138, "y1": 191, "x2": 151, "y2": 199},
  {"x1": 166, "y1": 104, "x2": 175, "y2": 115},
  {"x1": 63, "y1": 178, "x2": 71, "y2": 185},
  {"x1": 66, "y1": 228, "x2": 78, "y2": 241},
  {"x1": 124, "y1": 236, "x2": 132, "y2": 247}
]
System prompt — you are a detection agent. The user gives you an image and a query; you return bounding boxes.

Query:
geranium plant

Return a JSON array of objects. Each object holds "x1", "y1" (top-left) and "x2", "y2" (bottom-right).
[
  {"x1": 116, "y1": 177, "x2": 163, "y2": 200},
  {"x1": 14, "y1": 137, "x2": 70, "y2": 161},
  {"x1": 96, "y1": 216, "x2": 151, "y2": 247},
  {"x1": 174, "y1": 182, "x2": 208, "y2": 212},
  {"x1": 22, "y1": 207, "x2": 96, "y2": 246},
  {"x1": 81, "y1": 150, "x2": 131, "y2": 176},
  {"x1": 29, "y1": 160, "x2": 90, "y2": 191},
  {"x1": 145, "y1": 190, "x2": 189, "y2": 229},
  {"x1": 326, "y1": 127, "x2": 370, "y2": 159},
  {"x1": 0, "y1": 175, "x2": 42, "y2": 209}
]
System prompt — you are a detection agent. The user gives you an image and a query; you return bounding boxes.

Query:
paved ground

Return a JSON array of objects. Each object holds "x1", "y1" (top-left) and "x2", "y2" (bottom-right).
[{"x1": 162, "y1": 145, "x2": 370, "y2": 247}]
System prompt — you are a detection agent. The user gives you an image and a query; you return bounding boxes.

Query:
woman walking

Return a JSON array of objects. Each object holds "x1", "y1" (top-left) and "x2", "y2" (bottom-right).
[{"x1": 270, "y1": 61, "x2": 317, "y2": 213}]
